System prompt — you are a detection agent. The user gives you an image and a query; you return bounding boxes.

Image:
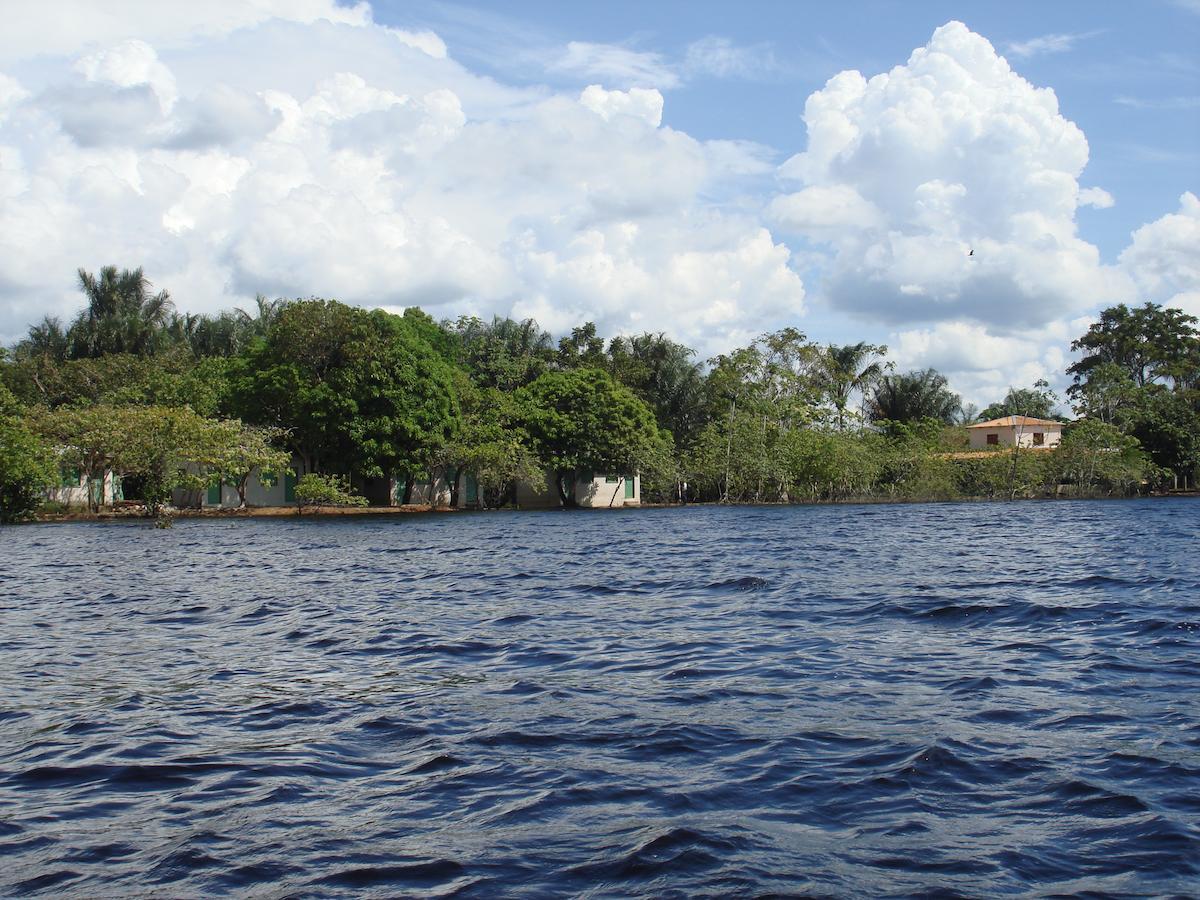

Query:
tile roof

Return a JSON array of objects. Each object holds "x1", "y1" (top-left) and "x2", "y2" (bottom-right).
[{"x1": 967, "y1": 415, "x2": 1064, "y2": 429}]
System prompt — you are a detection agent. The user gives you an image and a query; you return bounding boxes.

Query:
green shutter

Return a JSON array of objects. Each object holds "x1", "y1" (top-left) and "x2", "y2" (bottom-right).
[
  {"x1": 207, "y1": 481, "x2": 222, "y2": 505},
  {"x1": 624, "y1": 475, "x2": 635, "y2": 499},
  {"x1": 465, "y1": 474, "x2": 478, "y2": 504},
  {"x1": 284, "y1": 472, "x2": 297, "y2": 503}
]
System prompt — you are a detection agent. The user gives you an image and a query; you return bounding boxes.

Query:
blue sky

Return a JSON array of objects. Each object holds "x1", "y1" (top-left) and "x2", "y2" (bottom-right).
[
  {"x1": 0, "y1": 1, "x2": 1196, "y2": 406},
  {"x1": 380, "y1": 0, "x2": 1198, "y2": 259}
]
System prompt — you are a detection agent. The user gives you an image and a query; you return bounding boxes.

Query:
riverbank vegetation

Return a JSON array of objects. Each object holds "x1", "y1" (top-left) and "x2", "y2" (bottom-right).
[{"x1": 2, "y1": 265, "x2": 1198, "y2": 521}]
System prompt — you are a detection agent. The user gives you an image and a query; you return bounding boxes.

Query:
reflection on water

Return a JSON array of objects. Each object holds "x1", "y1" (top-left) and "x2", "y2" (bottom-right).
[{"x1": 1, "y1": 499, "x2": 1198, "y2": 895}]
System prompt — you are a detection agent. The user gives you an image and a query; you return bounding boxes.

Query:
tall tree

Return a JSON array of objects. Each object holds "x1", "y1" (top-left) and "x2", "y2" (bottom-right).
[
  {"x1": 516, "y1": 368, "x2": 662, "y2": 507},
  {"x1": 230, "y1": 299, "x2": 460, "y2": 480},
  {"x1": 1067, "y1": 302, "x2": 1200, "y2": 393},
  {"x1": 822, "y1": 342, "x2": 888, "y2": 430},
  {"x1": 869, "y1": 369, "x2": 962, "y2": 425},
  {"x1": 978, "y1": 382, "x2": 1061, "y2": 422},
  {"x1": 68, "y1": 266, "x2": 176, "y2": 358}
]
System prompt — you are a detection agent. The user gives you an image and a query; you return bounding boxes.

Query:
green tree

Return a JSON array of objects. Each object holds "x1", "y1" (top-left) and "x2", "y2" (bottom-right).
[
  {"x1": 0, "y1": 382, "x2": 55, "y2": 522},
  {"x1": 1053, "y1": 419, "x2": 1150, "y2": 495},
  {"x1": 516, "y1": 368, "x2": 663, "y2": 507},
  {"x1": 869, "y1": 369, "x2": 962, "y2": 425},
  {"x1": 978, "y1": 382, "x2": 1060, "y2": 422},
  {"x1": 204, "y1": 422, "x2": 293, "y2": 508},
  {"x1": 67, "y1": 266, "x2": 176, "y2": 358},
  {"x1": 1067, "y1": 302, "x2": 1200, "y2": 392},
  {"x1": 557, "y1": 322, "x2": 607, "y2": 370},
  {"x1": 821, "y1": 342, "x2": 888, "y2": 430},
  {"x1": 431, "y1": 381, "x2": 541, "y2": 508},
  {"x1": 230, "y1": 300, "x2": 460, "y2": 481},
  {"x1": 448, "y1": 315, "x2": 554, "y2": 392}
]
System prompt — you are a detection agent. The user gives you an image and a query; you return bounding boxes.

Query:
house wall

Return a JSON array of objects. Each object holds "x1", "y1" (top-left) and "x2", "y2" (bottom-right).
[
  {"x1": 514, "y1": 471, "x2": 640, "y2": 508},
  {"x1": 46, "y1": 469, "x2": 120, "y2": 507},
  {"x1": 575, "y1": 473, "x2": 640, "y2": 508},
  {"x1": 968, "y1": 426, "x2": 1062, "y2": 450}
]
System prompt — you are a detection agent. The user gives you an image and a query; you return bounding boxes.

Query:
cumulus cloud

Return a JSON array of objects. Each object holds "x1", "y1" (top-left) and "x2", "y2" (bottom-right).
[
  {"x1": 1120, "y1": 192, "x2": 1200, "y2": 316},
  {"x1": 774, "y1": 21, "x2": 1128, "y2": 329},
  {"x1": 0, "y1": 19, "x2": 805, "y2": 351},
  {"x1": 888, "y1": 319, "x2": 1079, "y2": 409},
  {"x1": 579, "y1": 85, "x2": 663, "y2": 126},
  {"x1": 1078, "y1": 186, "x2": 1114, "y2": 209}
]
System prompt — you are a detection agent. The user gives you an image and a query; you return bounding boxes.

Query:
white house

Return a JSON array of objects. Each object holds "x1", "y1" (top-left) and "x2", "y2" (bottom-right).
[
  {"x1": 514, "y1": 471, "x2": 641, "y2": 509},
  {"x1": 46, "y1": 468, "x2": 121, "y2": 507},
  {"x1": 968, "y1": 416, "x2": 1064, "y2": 450}
]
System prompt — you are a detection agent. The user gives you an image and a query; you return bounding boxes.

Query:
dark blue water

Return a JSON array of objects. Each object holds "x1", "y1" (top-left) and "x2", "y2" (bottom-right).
[{"x1": 2, "y1": 500, "x2": 1198, "y2": 897}]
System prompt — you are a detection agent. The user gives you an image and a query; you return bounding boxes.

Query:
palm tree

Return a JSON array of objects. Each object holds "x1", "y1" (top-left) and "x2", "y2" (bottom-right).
[
  {"x1": 823, "y1": 342, "x2": 887, "y2": 430},
  {"x1": 869, "y1": 368, "x2": 962, "y2": 424},
  {"x1": 68, "y1": 266, "x2": 175, "y2": 358},
  {"x1": 17, "y1": 316, "x2": 70, "y2": 361}
]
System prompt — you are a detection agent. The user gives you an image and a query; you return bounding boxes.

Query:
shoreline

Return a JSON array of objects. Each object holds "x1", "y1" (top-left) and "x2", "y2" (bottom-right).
[{"x1": 20, "y1": 490, "x2": 1197, "y2": 524}]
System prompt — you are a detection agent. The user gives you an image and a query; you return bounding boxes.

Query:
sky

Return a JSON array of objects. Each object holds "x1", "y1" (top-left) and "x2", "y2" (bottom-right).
[{"x1": 0, "y1": 0, "x2": 1196, "y2": 408}]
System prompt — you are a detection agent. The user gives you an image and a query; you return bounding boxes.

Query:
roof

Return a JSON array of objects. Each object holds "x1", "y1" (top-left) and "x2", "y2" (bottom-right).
[{"x1": 968, "y1": 415, "x2": 1063, "y2": 429}]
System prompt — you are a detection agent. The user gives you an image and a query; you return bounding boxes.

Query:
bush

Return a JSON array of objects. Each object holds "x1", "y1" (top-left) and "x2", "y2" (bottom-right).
[
  {"x1": 0, "y1": 416, "x2": 56, "y2": 523},
  {"x1": 293, "y1": 473, "x2": 368, "y2": 512}
]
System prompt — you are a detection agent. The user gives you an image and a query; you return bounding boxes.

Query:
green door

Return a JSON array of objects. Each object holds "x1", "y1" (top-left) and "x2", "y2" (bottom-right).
[
  {"x1": 207, "y1": 481, "x2": 222, "y2": 505},
  {"x1": 465, "y1": 474, "x2": 478, "y2": 505},
  {"x1": 624, "y1": 475, "x2": 635, "y2": 500},
  {"x1": 284, "y1": 472, "x2": 297, "y2": 503}
]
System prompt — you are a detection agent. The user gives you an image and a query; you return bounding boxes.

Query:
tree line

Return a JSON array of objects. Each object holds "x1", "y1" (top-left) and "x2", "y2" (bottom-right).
[{"x1": 1, "y1": 264, "x2": 1198, "y2": 522}]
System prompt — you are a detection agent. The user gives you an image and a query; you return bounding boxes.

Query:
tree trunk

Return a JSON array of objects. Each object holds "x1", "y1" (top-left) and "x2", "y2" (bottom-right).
[
  {"x1": 448, "y1": 466, "x2": 463, "y2": 508},
  {"x1": 401, "y1": 477, "x2": 413, "y2": 505},
  {"x1": 556, "y1": 470, "x2": 578, "y2": 508}
]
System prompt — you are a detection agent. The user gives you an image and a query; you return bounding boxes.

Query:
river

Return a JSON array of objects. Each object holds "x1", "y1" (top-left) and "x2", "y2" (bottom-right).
[{"x1": 1, "y1": 499, "x2": 1197, "y2": 896}]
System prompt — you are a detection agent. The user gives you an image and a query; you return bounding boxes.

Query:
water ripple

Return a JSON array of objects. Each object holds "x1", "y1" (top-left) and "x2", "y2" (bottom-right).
[{"x1": 1, "y1": 498, "x2": 1198, "y2": 895}]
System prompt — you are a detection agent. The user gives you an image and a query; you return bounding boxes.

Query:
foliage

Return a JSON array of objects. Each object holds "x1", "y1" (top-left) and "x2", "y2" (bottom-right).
[
  {"x1": 448, "y1": 315, "x2": 554, "y2": 391},
  {"x1": 0, "y1": 385, "x2": 55, "y2": 522},
  {"x1": 293, "y1": 473, "x2": 368, "y2": 512},
  {"x1": 204, "y1": 423, "x2": 292, "y2": 508},
  {"x1": 978, "y1": 382, "x2": 1061, "y2": 422},
  {"x1": 517, "y1": 368, "x2": 663, "y2": 506},
  {"x1": 822, "y1": 342, "x2": 888, "y2": 430},
  {"x1": 1052, "y1": 419, "x2": 1150, "y2": 495},
  {"x1": 869, "y1": 369, "x2": 962, "y2": 425},
  {"x1": 230, "y1": 299, "x2": 459, "y2": 479},
  {"x1": 3, "y1": 351, "x2": 231, "y2": 415},
  {"x1": 1067, "y1": 302, "x2": 1200, "y2": 392}
]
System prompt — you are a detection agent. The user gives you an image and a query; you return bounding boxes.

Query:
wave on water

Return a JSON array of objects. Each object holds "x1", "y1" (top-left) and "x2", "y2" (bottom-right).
[{"x1": 1, "y1": 498, "x2": 1198, "y2": 895}]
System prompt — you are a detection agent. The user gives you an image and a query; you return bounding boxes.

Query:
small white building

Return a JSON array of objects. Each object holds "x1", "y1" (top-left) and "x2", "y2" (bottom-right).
[
  {"x1": 968, "y1": 416, "x2": 1063, "y2": 450},
  {"x1": 47, "y1": 468, "x2": 121, "y2": 507},
  {"x1": 514, "y1": 471, "x2": 641, "y2": 509}
]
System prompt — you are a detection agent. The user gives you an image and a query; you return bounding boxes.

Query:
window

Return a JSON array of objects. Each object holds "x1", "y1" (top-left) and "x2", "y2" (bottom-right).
[
  {"x1": 606, "y1": 474, "x2": 619, "y2": 483},
  {"x1": 60, "y1": 466, "x2": 81, "y2": 487},
  {"x1": 1032, "y1": 432, "x2": 1044, "y2": 446},
  {"x1": 986, "y1": 433, "x2": 999, "y2": 445}
]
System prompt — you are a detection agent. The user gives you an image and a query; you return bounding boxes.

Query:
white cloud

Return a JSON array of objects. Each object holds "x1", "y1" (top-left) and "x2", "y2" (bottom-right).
[
  {"x1": 0, "y1": 20, "x2": 805, "y2": 351},
  {"x1": 889, "y1": 320, "x2": 1074, "y2": 409},
  {"x1": 1119, "y1": 191, "x2": 1200, "y2": 316},
  {"x1": 776, "y1": 21, "x2": 1129, "y2": 329},
  {"x1": 684, "y1": 36, "x2": 778, "y2": 79},
  {"x1": 1078, "y1": 186, "x2": 1114, "y2": 209},
  {"x1": 389, "y1": 28, "x2": 447, "y2": 59},
  {"x1": 1114, "y1": 94, "x2": 1200, "y2": 110},
  {"x1": 549, "y1": 41, "x2": 679, "y2": 89},
  {"x1": 0, "y1": 1, "x2": 372, "y2": 64},
  {"x1": 1006, "y1": 31, "x2": 1100, "y2": 59},
  {"x1": 579, "y1": 85, "x2": 663, "y2": 126}
]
